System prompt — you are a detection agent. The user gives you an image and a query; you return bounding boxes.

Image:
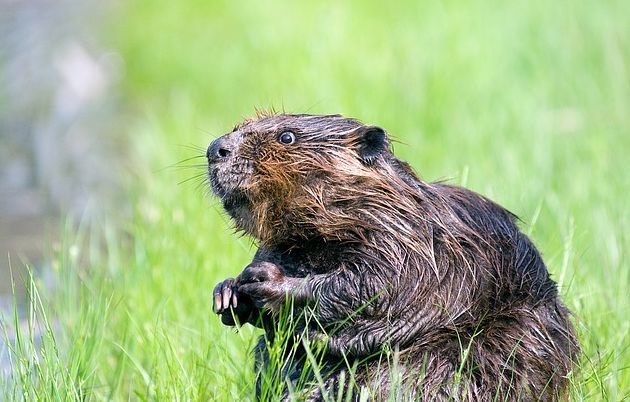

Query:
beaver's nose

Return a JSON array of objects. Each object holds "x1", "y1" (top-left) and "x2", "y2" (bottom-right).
[{"x1": 206, "y1": 137, "x2": 232, "y2": 162}]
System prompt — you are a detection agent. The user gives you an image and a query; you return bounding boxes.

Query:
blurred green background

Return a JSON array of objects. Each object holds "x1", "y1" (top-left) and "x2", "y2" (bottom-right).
[{"x1": 1, "y1": 0, "x2": 629, "y2": 400}]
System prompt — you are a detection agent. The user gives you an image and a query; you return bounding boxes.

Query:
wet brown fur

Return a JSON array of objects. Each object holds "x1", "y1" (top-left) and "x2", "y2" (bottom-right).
[{"x1": 208, "y1": 113, "x2": 579, "y2": 401}]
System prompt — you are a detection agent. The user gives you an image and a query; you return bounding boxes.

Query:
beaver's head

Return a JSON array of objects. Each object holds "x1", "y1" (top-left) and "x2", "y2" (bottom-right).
[{"x1": 207, "y1": 113, "x2": 418, "y2": 244}]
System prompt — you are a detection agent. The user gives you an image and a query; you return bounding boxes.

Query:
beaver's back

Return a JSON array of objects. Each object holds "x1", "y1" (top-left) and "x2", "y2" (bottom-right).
[{"x1": 429, "y1": 184, "x2": 558, "y2": 306}]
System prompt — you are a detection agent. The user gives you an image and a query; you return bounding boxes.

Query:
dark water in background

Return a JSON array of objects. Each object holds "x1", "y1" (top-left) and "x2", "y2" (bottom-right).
[{"x1": 0, "y1": 0, "x2": 125, "y2": 374}]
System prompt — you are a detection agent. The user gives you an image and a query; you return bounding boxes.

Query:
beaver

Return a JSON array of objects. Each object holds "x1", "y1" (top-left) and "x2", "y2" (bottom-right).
[{"x1": 207, "y1": 113, "x2": 578, "y2": 401}]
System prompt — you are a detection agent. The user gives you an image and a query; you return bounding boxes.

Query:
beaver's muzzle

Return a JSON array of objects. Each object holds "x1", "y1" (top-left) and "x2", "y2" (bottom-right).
[{"x1": 206, "y1": 136, "x2": 233, "y2": 164}]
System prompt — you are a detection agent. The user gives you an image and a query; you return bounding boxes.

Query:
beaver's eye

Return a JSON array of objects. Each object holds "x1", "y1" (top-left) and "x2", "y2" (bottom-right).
[{"x1": 278, "y1": 131, "x2": 296, "y2": 145}]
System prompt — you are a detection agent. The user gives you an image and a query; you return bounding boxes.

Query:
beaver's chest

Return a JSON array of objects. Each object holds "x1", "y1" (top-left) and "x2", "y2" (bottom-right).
[{"x1": 257, "y1": 240, "x2": 351, "y2": 277}]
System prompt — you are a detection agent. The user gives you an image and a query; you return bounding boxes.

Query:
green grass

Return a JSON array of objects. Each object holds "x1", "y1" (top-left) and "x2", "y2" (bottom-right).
[{"x1": 2, "y1": 0, "x2": 629, "y2": 400}]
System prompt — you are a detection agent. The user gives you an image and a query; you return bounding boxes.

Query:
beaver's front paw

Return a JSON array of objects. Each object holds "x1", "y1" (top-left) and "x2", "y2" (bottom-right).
[
  {"x1": 212, "y1": 277, "x2": 257, "y2": 326},
  {"x1": 237, "y1": 261, "x2": 292, "y2": 313}
]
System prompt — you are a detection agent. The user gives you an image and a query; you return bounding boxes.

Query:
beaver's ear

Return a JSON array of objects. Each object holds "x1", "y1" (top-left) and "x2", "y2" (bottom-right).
[{"x1": 357, "y1": 126, "x2": 387, "y2": 165}]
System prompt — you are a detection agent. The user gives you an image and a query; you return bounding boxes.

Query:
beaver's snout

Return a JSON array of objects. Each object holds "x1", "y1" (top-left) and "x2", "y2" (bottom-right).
[
  {"x1": 206, "y1": 131, "x2": 253, "y2": 202},
  {"x1": 206, "y1": 136, "x2": 234, "y2": 164}
]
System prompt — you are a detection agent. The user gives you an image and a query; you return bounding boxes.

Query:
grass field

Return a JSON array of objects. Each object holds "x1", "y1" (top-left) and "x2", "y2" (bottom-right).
[{"x1": 2, "y1": 0, "x2": 629, "y2": 400}]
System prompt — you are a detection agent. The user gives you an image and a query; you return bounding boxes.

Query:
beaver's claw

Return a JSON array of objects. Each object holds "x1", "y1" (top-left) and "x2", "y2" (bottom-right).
[{"x1": 212, "y1": 277, "x2": 256, "y2": 326}]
